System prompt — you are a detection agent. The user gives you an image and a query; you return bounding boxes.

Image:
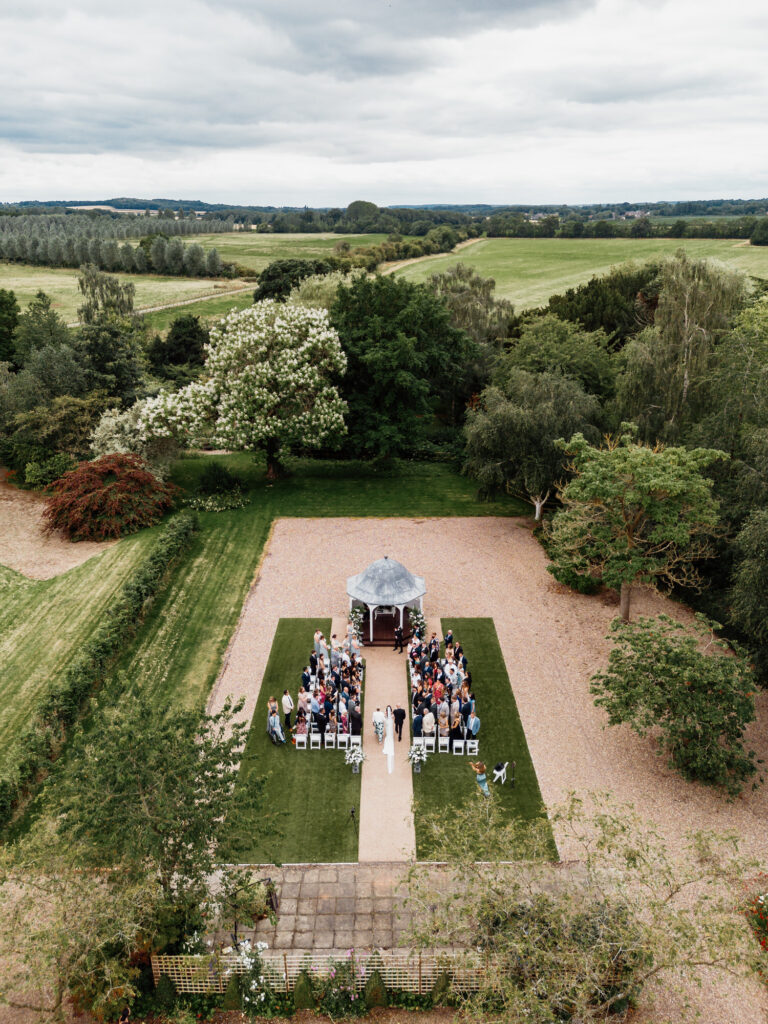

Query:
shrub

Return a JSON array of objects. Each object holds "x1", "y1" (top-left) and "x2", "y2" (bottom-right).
[
  {"x1": 221, "y1": 975, "x2": 242, "y2": 1011},
  {"x1": 315, "y1": 957, "x2": 366, "y2": 1018},
  {"x1": 591, "y1": 613, "x2": 759, "y2": 794},
  {"x1": 0, "y1": 510, "x2": 198, "y2": 831},
  {"x1": 155, "y1": 973, "x2": 177, "y2": 1012},
  {"x1": 198, "y1": 460, "x2": 242, "y2": 495},
  {"x1": 24, "y1": 452, "x2": 76, "y2": 489},
  {"x1": 43, "y1": 452, "x2": 177, "y2": 540},
  {"x1": 364, "y1": 969, "x2": 388, "y2": 1008},
  {"x1": 292, "y1": 969, "x2": 316, "y2": 1009},
  {"x1": 430, "y1": 971, "x2": 451, "y2": 1007}
]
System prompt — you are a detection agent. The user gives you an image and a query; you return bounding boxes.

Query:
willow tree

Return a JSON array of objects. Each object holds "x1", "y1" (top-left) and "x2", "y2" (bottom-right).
[
  {"x1": 139, "y1": 300, "x2": 347, "y2": 477},
  {"x1": 616, "y1": 252, "x2": 746, "y2": 442},
  {"x1": 547, "y1": 431, "x2": 725, "y2": 619}
]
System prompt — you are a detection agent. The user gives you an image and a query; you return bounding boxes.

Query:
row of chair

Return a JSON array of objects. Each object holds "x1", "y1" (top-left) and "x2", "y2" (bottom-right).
[
  {"x1": 295, "y1": 732, "x2": 362, "y2": 750},
  {"x1": 413, "y1": 735, "x2": 478, "y2": 755}
]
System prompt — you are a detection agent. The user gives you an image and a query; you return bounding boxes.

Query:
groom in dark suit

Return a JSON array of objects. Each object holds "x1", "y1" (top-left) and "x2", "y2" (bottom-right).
[{"x1": 393, "y1": 704, "x2": 406, "y2": 741}]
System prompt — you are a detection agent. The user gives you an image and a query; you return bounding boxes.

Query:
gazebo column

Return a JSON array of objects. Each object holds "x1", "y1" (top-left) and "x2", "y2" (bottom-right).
[
  {"x1": 398, "y1": 605, "x2": 404, "y2": 628},
  {"x1": 368, "y1": 604, "x2": 377, "y2": 644}
]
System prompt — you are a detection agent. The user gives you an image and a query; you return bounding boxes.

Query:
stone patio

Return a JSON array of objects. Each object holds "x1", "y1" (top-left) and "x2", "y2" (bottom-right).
[{"x1": 249, "y1": 862, "x2": 413, "y2": 954}]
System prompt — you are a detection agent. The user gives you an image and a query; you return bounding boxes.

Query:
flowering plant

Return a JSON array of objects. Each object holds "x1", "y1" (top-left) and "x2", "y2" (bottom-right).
[
  {"x1": 344, "y1": 746, "x2": 366, "y2": 766},
  {"x1": 314, "y1": 953, "x2": 366, "y2": 1018},
  {"x1": 185, "y1": 489, "x2": 249, "y2": 513},
  {"x1": 745, "y1": 880, "x2": 768, "y2": 953},
  {"x1": 408, "y1": 608, "x2": 426, "y2": 638},
  {"x1": 348, "y1": 607, "x2": 365, "y2": 643},
  {"x1": 408, "y1": 744, "x2": 428, "y2": 765},
  {"x1": 235, "y1": 940, "x2": 291, "y2": 1017}
]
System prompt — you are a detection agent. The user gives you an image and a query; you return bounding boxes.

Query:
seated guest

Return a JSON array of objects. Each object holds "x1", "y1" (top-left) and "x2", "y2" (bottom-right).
[
  {"x1": 295, "y1": 708, "x2": 308, "y2": 735},
  {"x1": 422, "y1": 708, "x2": 436, "y2": 736},
  {"x1": 267, "y1": 708, "x2": 285, "y2": 744}
]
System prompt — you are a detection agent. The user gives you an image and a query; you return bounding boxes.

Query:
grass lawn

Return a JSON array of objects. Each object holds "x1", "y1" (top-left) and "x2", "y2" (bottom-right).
[
  {"x1": 154, "y1": 232, "x2": 403, "y2": 274},
  {"x1": 0, "y1": 531, "x2": 155, "y2": 773},
  {"x1": 411, "y1": 618, "x2": 555, "y2": 860},
  {"x1": 228, "y1": 618, "x2": 363, "y2": 863},
  {"x1": 393, "y1": 237, "x2": 768, "y2": 309}
]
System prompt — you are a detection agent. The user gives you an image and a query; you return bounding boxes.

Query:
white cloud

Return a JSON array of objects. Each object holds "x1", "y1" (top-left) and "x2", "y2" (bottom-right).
[{"x1": 0, "y1": 0, "x2": 766, "y2": 203}]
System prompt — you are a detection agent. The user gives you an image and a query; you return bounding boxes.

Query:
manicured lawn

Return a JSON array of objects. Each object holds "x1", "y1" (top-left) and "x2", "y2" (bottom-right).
[
  {"x1": 228, "y1": 618, "x2": 363, "y2": 863},
  {"x1": 411, "y1": 618, "x2": 556, "y2": 860},
  {"x1": 0, "y1": 531, "x2": 155, "y2": 773},
  {"x1": 394, "y1": 237, "x2": 768, "y2": 309}
]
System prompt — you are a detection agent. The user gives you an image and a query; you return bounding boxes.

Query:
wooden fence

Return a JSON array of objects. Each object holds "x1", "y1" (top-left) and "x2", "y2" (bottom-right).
[{"x1": 151, "y1": 950, "x2": 486, "y2": 995}]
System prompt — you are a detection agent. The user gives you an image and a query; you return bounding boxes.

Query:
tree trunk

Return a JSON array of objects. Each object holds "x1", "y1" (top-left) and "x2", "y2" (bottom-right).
[
  {"x1": 264, "y1": 437, "x2": 283, "y2": 480},
  {"x1": 532, "y1": 490, "x2": 550, "y2": 522},
  {"x1": 619, "y1": 581, "x2": 632, "y2": 621}
]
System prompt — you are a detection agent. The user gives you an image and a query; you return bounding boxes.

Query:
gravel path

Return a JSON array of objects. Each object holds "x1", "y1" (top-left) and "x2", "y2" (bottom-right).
[
  {"x1": 356, "y1": 642, "x2": 416, "y2": 862},
  {"x1": 0, "y1": 471, "x2": 112, "y2": 579},
  {"x1": 209, "y1": 516, "x2": 768, "y2": 1023}
]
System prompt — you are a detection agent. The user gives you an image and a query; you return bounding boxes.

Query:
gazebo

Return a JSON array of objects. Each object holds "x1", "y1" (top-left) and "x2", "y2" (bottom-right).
[{"x1": 347, "y1": 556, "x2": 426, "y2": 646}]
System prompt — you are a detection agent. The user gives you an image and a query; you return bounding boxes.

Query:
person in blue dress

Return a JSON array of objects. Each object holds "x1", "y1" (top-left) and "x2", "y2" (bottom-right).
[{"x1": 470, "y1": 760, "x2": 490, "y2": 797}]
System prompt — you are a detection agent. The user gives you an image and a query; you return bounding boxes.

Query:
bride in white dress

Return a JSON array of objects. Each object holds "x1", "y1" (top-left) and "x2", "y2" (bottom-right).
[{"x1": 383, "y1": 705, "x2": 395, "y2": 774}]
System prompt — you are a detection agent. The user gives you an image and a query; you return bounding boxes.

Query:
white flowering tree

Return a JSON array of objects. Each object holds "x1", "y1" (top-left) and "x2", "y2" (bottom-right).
[{"x1": 139, "y1": 301, "x2": 347, "y2": 477}]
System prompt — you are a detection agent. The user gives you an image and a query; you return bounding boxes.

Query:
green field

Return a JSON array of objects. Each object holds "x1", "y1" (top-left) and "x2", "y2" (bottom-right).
[
  {"x1": 140, "y1": 289, "x2": 255, "y2": 333},
  {"x1": 411, "y1": 618, "x2": 555, "y2": 860},
  {"x1": 393, "y1": 237, "x2": 768, "y2": 309},
  {"x1": 0, "y1": 262, "x2": 250, "y2": 323},
  {"x1": 158, "y1": 232, "x2": 399, "y2": 274},
  {"x1": 230, "y1": 618, "x2": 363, "y2": 863},
  {"x1": 0, "y1": 531, "x2": 155, "y2": 772}
]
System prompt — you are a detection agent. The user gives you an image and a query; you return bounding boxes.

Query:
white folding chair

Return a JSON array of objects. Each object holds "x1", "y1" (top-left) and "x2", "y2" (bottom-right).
[
  {"x1": 424, "y1": 735, "x2": 436, "y2": 753},
  {"x1": 337, "y1": 734, "x2": 350, "y2": 749},
  {"x1": 324, "y1": 732, "x2": 336, "y2": 749},
  {"x1": 349, "y1": 735, "x2": 362, "y2": 748},
  {"x1": 295, "y1": 734, "x2": 307, "y2": 749},
  {"x1": 438, "y1": 736, "x2": 449, "y2": 753},
  {"x1": 310, "y1": 732, "x2": 321, "y2": 749},
  {"x1": 413, "y1": 736, "x2": 426, "y2": 749},
  {"x1": 452, "y1": 739, "x2": 465, "y2": 756},
  {"x1": 466, "y1": 738, "x2": 479, "y2": 756},
  {"x1": 492, "y1": 761, "x2": 508, "y2": 785}
]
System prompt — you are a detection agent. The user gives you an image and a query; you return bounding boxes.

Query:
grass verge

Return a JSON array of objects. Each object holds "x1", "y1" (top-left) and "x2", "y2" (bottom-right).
[
  {"x1": 228, "y1": 618, "x2": 363, "y2": 863},
  {"x1": 411, "y1": 617, "x2": 556, "y2": 859}
]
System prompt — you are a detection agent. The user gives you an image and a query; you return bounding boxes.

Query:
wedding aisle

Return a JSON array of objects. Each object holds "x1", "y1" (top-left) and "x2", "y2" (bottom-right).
[{"x1": 339, "y1": 620, "x2": 416, "y2": 863}]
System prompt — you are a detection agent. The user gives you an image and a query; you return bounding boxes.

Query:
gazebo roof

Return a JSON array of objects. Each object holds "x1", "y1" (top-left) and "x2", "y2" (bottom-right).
[{"x1": 347, "y1": 556, "x2": 426, "y2": 607}]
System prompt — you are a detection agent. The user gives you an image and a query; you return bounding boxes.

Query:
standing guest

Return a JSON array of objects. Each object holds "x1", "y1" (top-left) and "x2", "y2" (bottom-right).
[
  {"x1": 350, "y1": 702, "x2": 363, "y2": 736},
  {"x1": 267, "y1": 695, "x2": 279, "y2": 718},
  {"x1": 372, "y1": 707, "x2": 385, "y2": 743},
  {"x1": 413, "y1": 710, "x2": 423, "y2": 737},
  {"x1": 281, "y1": 689, "x2": 294, "y2": 731},
  {"x1": 422, "y1": 708, "x2": 436, "y2": 736},
  {"x1": 393, "y1": 703, "x2": 406, "y2": 741},
  {"x1": 295, "y1": 708, "x2": 308, "y2": 736},
  {"x1": 309, "y1": 650, "x2": 318, "y2": 676},
  {"x1": 449, "y1": 713, "x2": 464, "y2": 749},
  {"x1": 443, "y1": 628, "x2": 454, "y2": 649},
  {"x1": 467, "y1": 709, "x2": 481, "y2": 738},
  {"x1": 327, "y1": 708, "x2": 338, "y2": 735},
  {"x1": 470, "y1": 761, "x2": 490, "y2": 797},
  {"x1": 301, "y1": 665, "x2": 312, "y2": 691},
  {"x1": 298, "y1": 689, "x2": 310, "y2": 716},
  {"x1": 314, "y1": 629, "x2": 323, "y2": 655},
  {"x1": 429, "y1": 633, "x2": 440, "y2": 662}
]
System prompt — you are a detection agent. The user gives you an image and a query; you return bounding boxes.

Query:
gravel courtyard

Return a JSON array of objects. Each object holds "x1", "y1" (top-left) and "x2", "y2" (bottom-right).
[{"x1": 209, "y1": 515, "x2": 768, "y2": 1023}]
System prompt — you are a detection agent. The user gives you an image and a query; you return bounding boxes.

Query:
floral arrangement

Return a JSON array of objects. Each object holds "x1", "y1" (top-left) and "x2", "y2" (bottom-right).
[
  {"x1": 408, "y1": 744, "x2": 428, "y2": 765},
  {"x1": 348, "y1": 607, "x2": 365, "y2": 643},
  {"x1": 185, "y1": 489, "x2": 250, "y2": 512},
  {"x1": 408, "y1": 607, "x2": 426, "y2": 638},
  {"x1": 344, "y1": 746, "x2": 366, "y2": 767},
  {"x1": 745, "y1": 881, "x2": 768, "y2": 953}
]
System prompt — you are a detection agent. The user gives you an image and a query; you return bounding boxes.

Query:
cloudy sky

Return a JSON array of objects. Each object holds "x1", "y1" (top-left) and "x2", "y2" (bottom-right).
[{"x1": 1, "y1": 0, "x2": 766, "y2": 206}]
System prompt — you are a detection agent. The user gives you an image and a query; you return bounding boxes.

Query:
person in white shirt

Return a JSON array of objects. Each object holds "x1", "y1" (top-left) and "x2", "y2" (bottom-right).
[{"x1": 281, "y1": 689, "x2": 294, "y2": 731}]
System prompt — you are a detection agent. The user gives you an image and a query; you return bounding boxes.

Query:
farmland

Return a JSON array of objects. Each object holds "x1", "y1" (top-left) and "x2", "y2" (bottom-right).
[
  {"x1": 0, "y1": 262, "x2": 250, "y2": 323},
  {"x1": 393, "y1": 236, "x2": 768, "y2": 309}
]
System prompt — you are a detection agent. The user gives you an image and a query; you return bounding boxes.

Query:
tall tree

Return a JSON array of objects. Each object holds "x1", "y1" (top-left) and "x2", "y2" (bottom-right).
[
  {"x1": 139, "y1": 300, "x2": 347, "y2": 477},
  {"x1": 464, "y1": 370, "x2": 600, "y2": 519},
  {"x1": 76, "y1": 264, "x2": 135, "y2": 325},
  {"x1": 330, "y1": 274, "x2": 476, "y2": 457},
  {"x1": 547, "y1": 431, "x2": 726, "y2": 619},
  {"x1": 0, "y1": 287, "x2": 20, "y2": 364},
  {"x1": 616, "y1": 253, "x2": 746, "y2": 442},
  {"x1": 12, "y1": 291, "x2": 70, "y2": 364}
]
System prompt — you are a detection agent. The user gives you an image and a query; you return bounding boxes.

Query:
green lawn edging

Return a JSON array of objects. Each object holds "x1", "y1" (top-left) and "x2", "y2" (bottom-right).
[
  {"x1": 411, "y1": 617, "x2": 556, "y2": 859},
  {"x1": 228, "y1": 618, "x2": 363, "y2": 864}
]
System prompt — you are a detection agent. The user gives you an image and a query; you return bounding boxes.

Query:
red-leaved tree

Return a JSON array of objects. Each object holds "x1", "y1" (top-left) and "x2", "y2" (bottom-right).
[{"x1": 43, "y1": 453, "x2": 176, "y2": 541}]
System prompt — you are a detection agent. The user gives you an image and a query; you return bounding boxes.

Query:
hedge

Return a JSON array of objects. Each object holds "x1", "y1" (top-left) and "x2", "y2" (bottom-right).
[{"x1": 0, "y1": 510, "x2": 199, "y2": 830}]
